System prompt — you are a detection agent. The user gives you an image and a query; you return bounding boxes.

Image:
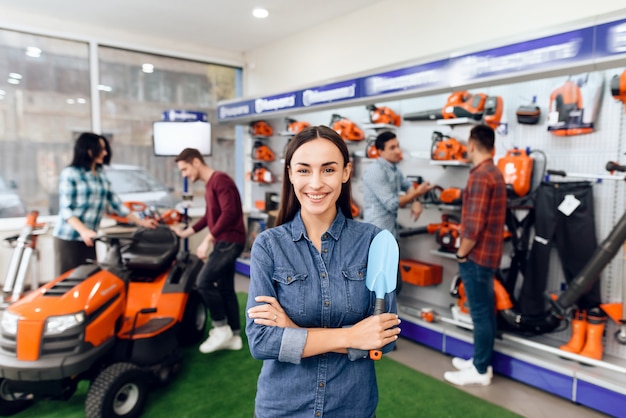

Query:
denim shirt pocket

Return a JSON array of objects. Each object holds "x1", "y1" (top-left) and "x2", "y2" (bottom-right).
[
  {"x1": 272, "y1": 270, "x2": 308, "y2": 317},
  {"x1": 342, "y1": 265, "x2": 369, "y2": 315}
]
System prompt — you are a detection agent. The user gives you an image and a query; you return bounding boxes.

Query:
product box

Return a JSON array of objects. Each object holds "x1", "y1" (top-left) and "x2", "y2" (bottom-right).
[{"x1": 399, "y1": 259, "x2": 443, "y2": 286}]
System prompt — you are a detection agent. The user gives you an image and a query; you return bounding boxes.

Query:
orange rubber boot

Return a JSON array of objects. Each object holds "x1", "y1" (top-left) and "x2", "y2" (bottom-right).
[
  {"x1": 579, "y1": 309, "x2": 607, "y2": 360},
  {"x1": 560, "y1": 310, "x2": 587, "y2": 354}
]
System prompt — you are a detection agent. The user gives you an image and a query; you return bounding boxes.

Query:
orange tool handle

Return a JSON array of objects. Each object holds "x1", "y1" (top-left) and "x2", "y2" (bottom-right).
[{"x1": 369, "y1": 298, "x2": 385, "y2": 361}]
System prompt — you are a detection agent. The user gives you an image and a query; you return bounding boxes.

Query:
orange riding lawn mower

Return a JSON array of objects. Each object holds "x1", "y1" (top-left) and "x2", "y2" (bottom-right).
[{"x1": 0, "y1": 204, "x2": 207, "y2": 417}]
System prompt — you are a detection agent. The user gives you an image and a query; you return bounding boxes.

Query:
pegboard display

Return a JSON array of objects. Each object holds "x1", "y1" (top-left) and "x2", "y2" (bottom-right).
[{"x1": 243, "y1": 66, "x2": 626, "y2": 360}]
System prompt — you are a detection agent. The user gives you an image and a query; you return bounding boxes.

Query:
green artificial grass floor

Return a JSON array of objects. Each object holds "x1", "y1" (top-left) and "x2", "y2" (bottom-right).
[{"x1": 11, "y1": 293, "x2": 521, "y2": 418}]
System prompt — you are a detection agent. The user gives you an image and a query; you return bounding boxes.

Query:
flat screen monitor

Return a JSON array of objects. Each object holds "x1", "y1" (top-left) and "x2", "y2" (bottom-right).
[{"x1": 152, "y1": 121, "x2": 211, "y2": 156}]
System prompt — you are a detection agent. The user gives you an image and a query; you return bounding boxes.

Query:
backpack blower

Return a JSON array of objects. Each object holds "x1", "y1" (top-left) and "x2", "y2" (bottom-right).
[
  {"x1": 442, "y1": 91, "x2": 487, "y2": 120},
  {"x1": 497, "y1": 148, "x2": 534, "y2": 198},
  {"x1": 251, "y1": 163, "x2": 275, "y2": 184},
  {"x1": 366, "y1": 104, "x2": 401, "y2": 126},
  {"x1": 330, "y1": 114, "x2": 365, "y2": 141}
]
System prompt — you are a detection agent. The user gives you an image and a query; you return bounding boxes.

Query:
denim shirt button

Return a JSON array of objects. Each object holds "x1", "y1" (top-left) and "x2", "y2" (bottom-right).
[
  {"x1": 319, "y1": 382, "x2": 325, "y2": 387},
  {"x1": 287, "y1": 276, "x2": 292, "y2": 282},
  {"x1": 323, "y1": 234, "x2": 328, "y2": 239},
  {"x1": 323, "y1": 248, "x2": 328, "y2": 253},
  {"x1": 315, "y1": 412, "x2": 321, "y2": 417},
  {"x1": 324, "y1": 300, "x2": 329, "y2": 306},
  {"x1": 321, "y1": 272, "x2": 326, "y2": 278}
]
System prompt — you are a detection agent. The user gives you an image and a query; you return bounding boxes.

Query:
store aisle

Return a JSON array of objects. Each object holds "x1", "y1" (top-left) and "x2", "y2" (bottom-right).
[{"x1": 235, "y1": 274, "x2": 609, "y2": 418}]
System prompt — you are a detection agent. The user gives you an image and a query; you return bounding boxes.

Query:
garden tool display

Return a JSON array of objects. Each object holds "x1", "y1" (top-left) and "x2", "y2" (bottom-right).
[
  {"x1": 431, "y1": 131, "x2": 468, "y2": 162},
  {"x1": 330, "y1": 114, "x2": 365, "y2": 141},
  {"x1": 253, "y1": 141, "x2": 276, "y2": 162},
  {"x1": 366, "y1": 104, "x2": 401, "y2": 126},
  {"x1": 249, "y1": 120, "x2": 274, "y2": 137},
  {"x1": 547, "y1": 72, "x2": 603, "y2": 136},
  {"x1": 251, "y1": 162, "x2": 275, "y2": 184},
  {"x1": 365, "y1": 229, "x2": 399, "y2": 360},
  {"x1": 450, "y1": 274, "x2": 514, "y2": 316},
  {"x1": 610, "y1": 69, "x2": 626, "y2": 111},
  {"x1": 285, "y1": 117, "x2": 310, "y2": 134}
]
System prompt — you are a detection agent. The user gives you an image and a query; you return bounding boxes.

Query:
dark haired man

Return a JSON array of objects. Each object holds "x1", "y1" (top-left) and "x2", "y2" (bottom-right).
[
  {"x1": 172, "y1": 148, "x2": 246, "y2": 353},
  {"x1": 361, "y1": 131, "x2": 433, "y2": 238},
  {"x1": 444, "y1": 125, "x2": 507, "y2": 386}
]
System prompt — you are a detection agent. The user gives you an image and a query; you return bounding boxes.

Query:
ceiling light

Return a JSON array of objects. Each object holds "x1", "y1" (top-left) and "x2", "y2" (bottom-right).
[
  {"x1": 142, "y1": 63, "x2": 154, "y2": 73},
  {"x1": 77, "y1": 98, "x2": 86, "y2": 104},
  {"x1": 0, "y1": 90, "x2": 5, "y2": 95},
  {"x1": 66, "y1": 99, "x2": 75, "y2": 104},
  {"x1": 8, "y1": 78, "x2": 19, "y2": 85},
  {"x1": 26, "y1": 47, "x2": 42, "y2": 58},
  {"x1": 252, "y1": 8, "x2": 269, "y2": 18},
  {"x1": 98, "y1": 84, "x2": 113, "y2": 92},
  {"x1": 9, "y1": 73, "x2": 22, "y2": 80}
]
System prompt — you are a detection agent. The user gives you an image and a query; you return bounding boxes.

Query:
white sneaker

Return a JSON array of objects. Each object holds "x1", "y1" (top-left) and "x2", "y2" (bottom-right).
[
  {"x1": 222, "y1": 335, "x2": 243, "y2": 351},
  {"x1": 444, "y1": 365, "x2": 493, "y2": 386},
  {"x1": 452, "y1": 357, "x2": 474, "y2": 370},
  {"x1": 199, "y1": 325, "x2": 233, "y2": 353}
]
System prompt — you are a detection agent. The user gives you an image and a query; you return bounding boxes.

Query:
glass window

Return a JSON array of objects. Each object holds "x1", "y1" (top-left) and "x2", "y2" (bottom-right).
[
  {"x1": 0, "y1": 29, "x2": 91, "y2": 218},
  {"x1": 98, "y1": 47, "x2": 239, "y2": 201}
]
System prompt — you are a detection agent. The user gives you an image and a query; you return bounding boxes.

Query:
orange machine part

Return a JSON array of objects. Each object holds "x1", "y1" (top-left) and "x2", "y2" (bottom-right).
[
  {"x1": 286, "y1": 119, "x2": 311, "y2": 134},
  {"x1": 432, "y1": 138, "x2": 468, "y2": 162},
  {"x1": 399, "y1": 259, "x2": 443, "y2": 286},
  {"x1": 610, "y1": 70, "x2": 626, "y2": 112},
  {"x1": 442, "y1": 91, "x2": 487, "y2": 120},
  {"x1": 368, "y1": 105, "x2": 402, "y2": 127},
  {"x1": 483, "y1": 96, "x2": 504, "y2": 129},
  {"x1": 331, "y1": 114, "x2": 365, "y2": 141},
  {"x1": 550, "y1": 80, "x2": 583, "y2": 114},
  {"x1": 497, "y1": 149, "x2": 534, "y2": 197},
  {"x1": 253, "y1": 142, "x2": 276, "y2": 162},
  {"x1": 250, "y1": 120, "x2": 273, "y2": 137}
]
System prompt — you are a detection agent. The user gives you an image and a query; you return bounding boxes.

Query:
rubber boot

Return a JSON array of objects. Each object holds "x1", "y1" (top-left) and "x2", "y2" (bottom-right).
[
  {"x1": 579, "y1": 308, "x2": 607, "y2": 360},
  {"x1": 560, "y1": 310, "x2": 587, "y2": 354}
]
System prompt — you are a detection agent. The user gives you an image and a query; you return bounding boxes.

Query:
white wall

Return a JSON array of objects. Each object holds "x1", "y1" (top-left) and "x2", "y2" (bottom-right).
[{"x1": 244, "y1": 0, "x2": 626, "y2": 96}]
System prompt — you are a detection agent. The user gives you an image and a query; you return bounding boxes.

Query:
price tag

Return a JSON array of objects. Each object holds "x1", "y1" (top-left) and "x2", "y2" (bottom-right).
[{"x1": 557, "y1": 194, "x2": 581, "y2": 216}]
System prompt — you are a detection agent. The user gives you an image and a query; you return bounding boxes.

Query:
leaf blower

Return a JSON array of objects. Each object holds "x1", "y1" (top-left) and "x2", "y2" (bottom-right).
[
  {"x1": 611, "y1": 70, "x2": 626, "y2": 111},
  {"x1": 366, "y1": 104, "x2": 401, "y2": 126},
  {"x1": 450, "y1": 274, "x2": 514, "y2": 315},
  {"x1": 251, "y1": 162, "x2": 275, "y2": 184},
  {"x1": 285, "y1": 117, "x2": 310, "y2": 134},
  {"x1": 426, "y1": 214, "x2": 461, "y2": 253},
  {"x1": 431, "y1": 131, "x2": 468, "y2": 162},
  {"x1": 442, "y1": 91, "x2": 487, "y2": 120},
  {"x1": 547, "y1": 73, "x2": 603, "y2": 136},
  {"x1": 249, "y1": 120, "x2": 273, "y2": 137},
  {"x1": 420, "y1": 185, "x2": 463, "y2": 206},
  {"x1": 330, "y1": 114, "x2": 365, "y2": 141},
  {"x1": 253, "y1": 141, "x2": 276, "y2": 162}
]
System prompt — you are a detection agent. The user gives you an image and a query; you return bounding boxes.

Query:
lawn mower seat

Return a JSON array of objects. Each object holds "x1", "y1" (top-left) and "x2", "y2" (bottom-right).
[{"x1": 122, "y1": 227, "x2": 179, "y2": 277}]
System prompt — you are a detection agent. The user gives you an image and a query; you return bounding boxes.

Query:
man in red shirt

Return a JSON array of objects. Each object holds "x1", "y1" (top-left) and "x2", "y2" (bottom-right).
[
  {"x1": 172, "y1": 148, "x2": 246, "y2": 353},
  {"x1": 444, "y1": 125, "x2": 507, "y2": 386}
]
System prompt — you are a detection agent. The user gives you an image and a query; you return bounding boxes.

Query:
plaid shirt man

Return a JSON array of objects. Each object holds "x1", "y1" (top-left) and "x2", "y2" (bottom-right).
[{"x1": 461, "y1": 159, "x2": 507, "y2": 269}]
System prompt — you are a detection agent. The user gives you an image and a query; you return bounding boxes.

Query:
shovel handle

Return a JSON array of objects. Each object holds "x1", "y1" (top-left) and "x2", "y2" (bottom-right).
[{"x1": 370, "y1": 298, "x2": 386, "y2": 360}]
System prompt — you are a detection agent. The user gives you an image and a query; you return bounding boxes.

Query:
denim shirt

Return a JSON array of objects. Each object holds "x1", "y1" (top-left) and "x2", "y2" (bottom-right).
[
  {"x1": 246, "y1": 210, "x2": 397, "y2": 418},
  {"x1": 361, "y1": 157, "x2": 413, "y2": 238}
]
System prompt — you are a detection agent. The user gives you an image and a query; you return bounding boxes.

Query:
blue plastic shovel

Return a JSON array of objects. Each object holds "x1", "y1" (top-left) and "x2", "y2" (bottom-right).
[{"x1": 365, "y1": 229, "x2": 399, "y2": 360}]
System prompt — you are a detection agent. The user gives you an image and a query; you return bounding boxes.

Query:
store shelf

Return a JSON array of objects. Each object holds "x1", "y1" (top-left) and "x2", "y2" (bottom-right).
[
  {"x1": 436, "y1": 117, "x2": 481, "y2": 126},
  {"x1": 397, "y1": 299, "x2": 626, "y2": 417},
  {"x1": 361, "y1": 123, "x2": 398, "y2": 130},
  {"x1": 429, "y1": 160, "x2": 470, "y2": 167},
  {"x1": 278, "y1": 131, "x2": 296, "y2": 137},
  {"x1": 430, "y1": 250, "x2": 457, "y2": 260}
]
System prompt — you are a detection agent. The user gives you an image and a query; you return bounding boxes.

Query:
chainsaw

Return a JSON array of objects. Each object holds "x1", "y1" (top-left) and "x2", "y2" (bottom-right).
[
  {"x1": 431, "y1": 131, "x2": 468, "y2": 162},
  {"x1": 330, "y1": 114, "x2": 365, "y2": 141},
  {"x1": 366, "y1": 104, "x2": 401, "y2": 126}
]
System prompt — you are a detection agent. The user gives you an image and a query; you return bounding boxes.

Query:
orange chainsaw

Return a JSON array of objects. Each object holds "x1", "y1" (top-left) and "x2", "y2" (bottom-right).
[
  {"x1": 253, "y1": 141, "x2": 276, "y2": 162},
  {"x1": 249, "y1": 120, "x2": 273, "y2": 137},
  {"x1": 366, "y1": 104, "x2": 401, "y2": 126},
  {"x1": 330, "y1": 114, "x2": 365, "y2": 141},
  {"x1": 285, "y1": 117, "x2": 310, "y2": 134},
  {"x1": 431, "y1": 131, "x2": 468, "y2": 162}
]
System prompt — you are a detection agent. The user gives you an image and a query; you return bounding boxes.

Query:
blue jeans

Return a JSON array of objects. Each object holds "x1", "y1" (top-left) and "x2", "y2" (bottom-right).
[{"x1": 458, "y1": 260, "x2": 496, "y2": 374}]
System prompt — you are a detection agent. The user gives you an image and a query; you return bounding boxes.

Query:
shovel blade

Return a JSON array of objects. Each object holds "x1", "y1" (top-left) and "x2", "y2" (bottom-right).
[{"x1": 365, "y1": 229, "x2": 399, "y2": 299}]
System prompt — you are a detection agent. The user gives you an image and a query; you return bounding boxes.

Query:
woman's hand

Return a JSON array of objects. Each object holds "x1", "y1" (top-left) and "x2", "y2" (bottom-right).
[
  {"x1": 346, "y1": 314, "x2": 401, "y2": 350},
  {"x1": 247, "y1": 296, "x2": 298, "y2": 328}
]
